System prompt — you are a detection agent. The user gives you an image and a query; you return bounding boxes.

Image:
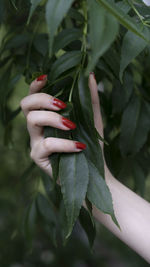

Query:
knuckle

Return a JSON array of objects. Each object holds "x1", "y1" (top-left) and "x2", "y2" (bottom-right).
[
  {"x1": 43, "y1": 138, "x2": 52, "y2": 151},
  {"x1": 40, "y1": 92, "x2": 49, "y2": 98},
  {"x1": 20, "y1": 98, "x2": 27, "y2": 110},
  {"x1": 27, "y1": 111, "x2": 36, "y2": 125},
  {"x1": 40, "y1": 92, "x2": 53, "y2": 102}
]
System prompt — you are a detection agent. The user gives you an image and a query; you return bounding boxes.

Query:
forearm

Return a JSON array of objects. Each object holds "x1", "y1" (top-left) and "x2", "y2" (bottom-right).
[{"x1": 92, "y1": 167, "x2": 150, "y2": 263}]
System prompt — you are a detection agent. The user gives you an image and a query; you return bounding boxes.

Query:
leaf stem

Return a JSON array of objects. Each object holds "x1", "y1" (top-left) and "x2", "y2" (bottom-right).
[
  {"x1": 130, "y1": 1, "x2": 143, "y2": 22},
  {"x1": 69, "y1": 68, "x2": 80, "y2": 102},
  {"x1": 10, "y1": 0, "x2": 18, "y2": 10}
]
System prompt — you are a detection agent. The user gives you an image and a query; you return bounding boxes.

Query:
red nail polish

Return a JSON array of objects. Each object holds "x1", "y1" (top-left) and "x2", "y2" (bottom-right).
[
  {"x1": 90, "y1": 72, "x2": 96, "y2": 80},
  {"x1": 62, "y1": 117, "x2": 76, "y2": 129},
  {"x1": 53, "y1": 98, "x2": 67, "y2": 109},
  {"x1": 75, "y1": 142, "x2": 86, "y2": 150},
  {"x1": 36, "y1": 74, "x2": 47, "y2": 81}
]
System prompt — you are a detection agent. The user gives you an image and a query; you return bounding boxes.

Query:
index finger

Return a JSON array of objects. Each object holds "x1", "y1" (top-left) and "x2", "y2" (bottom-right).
[{"x1": 29, "y1": 74, "x2": 47, "y2": 95}]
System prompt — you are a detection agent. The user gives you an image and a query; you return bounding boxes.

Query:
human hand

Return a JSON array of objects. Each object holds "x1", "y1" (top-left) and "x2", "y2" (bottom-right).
[{"x1": 20, "y1": 73, "x2": 104, "y2": 177}]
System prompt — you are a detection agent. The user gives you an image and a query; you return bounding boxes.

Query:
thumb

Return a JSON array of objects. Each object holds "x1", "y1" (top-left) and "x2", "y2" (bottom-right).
[{"x1": 88, "y1": 72, "x2": 104, "y2": 139}]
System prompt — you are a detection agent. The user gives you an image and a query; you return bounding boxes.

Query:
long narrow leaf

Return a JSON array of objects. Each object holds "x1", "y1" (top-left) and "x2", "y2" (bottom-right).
[
  {"x1": 27, "y1": 0, "x2": 42, "y2": 24},
  {"x1": 86, "y1": 0, "x2": 119, "y2": 73},
  {"x1": 120, "y1": 29, "x2": 148, "y2": 81},
  {"x1": 59, "y1": 152, "x2": 89, "y2": 239},
  {"x1": 46, "y1": 0, "x2": 74, "y2": 56}
]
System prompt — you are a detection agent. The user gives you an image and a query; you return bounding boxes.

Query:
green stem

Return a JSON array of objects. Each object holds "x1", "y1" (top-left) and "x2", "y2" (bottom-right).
[
  {"x1": 129, "y1": 1, "x2": 144, "y2": 24},
  {"x1": 10, "y1": 0, "x2": 18, "y2": 10},
  {"x1": 68, "y1": 68, "x2": 80, "y2": 102},
  {"x1": 54, "y1": 88, "x2": 65, "y2": 98}
]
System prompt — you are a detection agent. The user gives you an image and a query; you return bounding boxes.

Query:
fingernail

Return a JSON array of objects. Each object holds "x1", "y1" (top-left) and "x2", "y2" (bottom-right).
[
  {"x1": 53, "y1": 98, "x2": 67, "y2": 109},
  {"x1": 90, "y1": 72, "x2": 96, "y2": 80},
  {"x1": 62, "y1": 117, "x2": 76, "y2": 129},
  {"x1": 75, "y1": 142, "x2": 86, "y2": 150},
  {"x1": 36, "y1": 74, "x2": 47, "y2": 81}
]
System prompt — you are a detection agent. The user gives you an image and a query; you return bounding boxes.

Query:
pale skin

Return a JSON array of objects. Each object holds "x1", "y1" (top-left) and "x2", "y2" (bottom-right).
[{"x1": 20, "y1": 73, "x2": 150, "y2": 263}]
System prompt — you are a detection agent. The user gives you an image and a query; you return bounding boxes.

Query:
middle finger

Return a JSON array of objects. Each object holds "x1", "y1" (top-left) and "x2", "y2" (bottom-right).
[{"x1": 21, "y1": 93, "x2": 67, "y2": 116}]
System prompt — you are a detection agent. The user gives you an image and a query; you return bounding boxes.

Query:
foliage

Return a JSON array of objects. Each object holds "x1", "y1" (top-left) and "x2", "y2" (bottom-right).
[{"x1": 0, "y1": 0, "x2": 150, "y2": 263}]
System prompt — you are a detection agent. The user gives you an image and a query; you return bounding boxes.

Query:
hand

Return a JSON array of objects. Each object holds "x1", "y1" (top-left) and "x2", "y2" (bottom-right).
[{"x1": 20, "y1": 73, "x2": 104, "y2": 177}]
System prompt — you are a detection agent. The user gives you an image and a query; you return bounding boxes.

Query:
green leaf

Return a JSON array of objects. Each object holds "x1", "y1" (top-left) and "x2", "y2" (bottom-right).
[
  {"x1": 36, "y1": 193, "x2": 57, "y2": 225},
  {"x1": 87, "y1": 161, "x2": 115, "y2": 217},
  {"x1": 59, "y1": 152, "x2": 89, "y2": 239},
  {"x1": 33, "y1": 34, "x2": 48, "y2": 56},
  {"x1": 112, "y1": 72, "x2": 133, "y2": 114},
  {"x1": 120, "y1": 95, "x2": 150, "y2": 156},
  {"x1": 120, "y1": 29, "x2": 148, "y2": 81},
  {"x1": 77, "y1": 73, "x2": 95, "y2": 129},
  {"x1": 86, "y1": 0, "x2": 119, "y2": 74},
  {"x1": 40, "y1": 170, "x2": 62, "y2": 208},
  {"x1": 59, "y1": 102, "x2": 73, "y2": 119},
  {"x1": 95, "y1": 127, "x2": 109, "y2": 145},
  {"x1": 46, "y1": 0, "x2": 74, "y2": 56},
  {"x1": 79, "y1": 207, "x2": 96, "y2": 249},
  {"x1": 10, "y1": 0, "x2": 18, "y2": 10},
  {"x1": 68, "y1": 7, "x2": 84, "y2": 22},
  {"x1": 116, "y1": 0, "x2": 131, "y2": 14},
  {"x1": 85, "y1": 197, "x2": 95, "y2": 225},
  {"x1": 6, "y1": 106, "x2": 21, "y2": 123},
  {"x1": 134, "y1": 4, "x2": 150, "y2": 17},
  {"x1": 59, "y1": 200, "x2": 69, "y2": 245},
  {"x1": 97, "y1": 0, "x2": 150, "y2": 43},
  {"x1": 0, "y1": 0, "x2": 6, "y2": 24},
  {"x1": 50, "y1": 51, "x2": 82, "y2": 81},
  {"x1": 5, "y1": 34, "x2": 29, "y2": 49},
  {"x1": 53, "y1": 28, "x2": 82, "y2": 54},
  {"x1": 24, "y1": 200, "x2": 37, "y2": 242},
  {"x1": 102, "y1": 47, "x2": 120, "y2": 78},
  {"x1": 36, "y1": 193, "x2": 57, "y2": 246},
  {"x1": 72, "y1": 73, "x2": 104, "y2": 177},
  {"x1": 27, "y1": 0, "x2": 42, "y2": 24}
]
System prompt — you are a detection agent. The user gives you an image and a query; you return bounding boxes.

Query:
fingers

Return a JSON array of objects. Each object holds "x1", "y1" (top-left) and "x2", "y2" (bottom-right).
[
  {"x1": 26, "y1": 110, "x2": 76, "y2": 144},
  {"x1": 20, "y1": 74, "x2": 87, "y2": 177},
  {"x1": 20, "y1": 93, "x2": 66, "y2": 116},
  {"x1": 29, "y1": 74, "x2": 47, "y2": 95},
  {"x1": 89, "y1": 72, "x2": 104, "y2": 139}
]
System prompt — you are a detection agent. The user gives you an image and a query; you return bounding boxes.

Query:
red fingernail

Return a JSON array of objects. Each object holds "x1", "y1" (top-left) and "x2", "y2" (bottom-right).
[
  {"x1": 75, "y1": 142, "x2": 86, "y2": 150},
  {"x1": 36, "y1": 74, "x2": 47, "y2": 81},
  {"x1": 62, "y1": 117, "x2": 76, "y2": 129},
  {"x1": 53, "y1": 98, "x2": 67, "y2": 109},
  {"x1": 90, "y1": 72, "x2": 96, "y2": 80}
]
